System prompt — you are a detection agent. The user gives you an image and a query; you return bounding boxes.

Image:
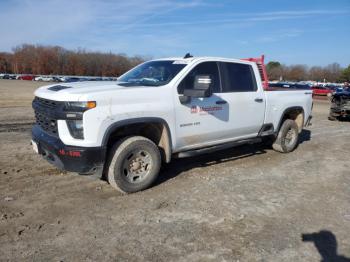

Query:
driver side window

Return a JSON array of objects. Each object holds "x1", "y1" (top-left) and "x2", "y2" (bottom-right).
[{"x1": 177, "y1": 62, "x2": 220, "y2": 94}]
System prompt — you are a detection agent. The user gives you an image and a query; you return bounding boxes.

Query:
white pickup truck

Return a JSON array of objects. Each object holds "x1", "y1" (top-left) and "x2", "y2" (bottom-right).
[{"x1": 31, "y1": 55, "x2": 312, "y2": 193}]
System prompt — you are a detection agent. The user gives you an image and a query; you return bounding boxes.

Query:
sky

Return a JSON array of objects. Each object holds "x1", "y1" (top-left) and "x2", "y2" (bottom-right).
[{"x1": 0, "y1": 0, "x2": 349, "y2": 66}]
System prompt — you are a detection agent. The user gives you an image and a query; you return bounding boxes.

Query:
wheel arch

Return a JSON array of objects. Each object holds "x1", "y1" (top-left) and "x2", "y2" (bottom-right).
[
  {"x1": 102, "y1": 117, "x2": 173, "y2": 163},
  {"x1": 277, "y1": 106, "x2": 305, "y2": 133}
]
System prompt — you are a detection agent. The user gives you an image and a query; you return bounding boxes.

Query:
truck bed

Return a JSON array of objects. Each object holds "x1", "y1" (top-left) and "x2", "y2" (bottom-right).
[{"x1": 264, "y1": 90, "x2": 313, "y2": 130}]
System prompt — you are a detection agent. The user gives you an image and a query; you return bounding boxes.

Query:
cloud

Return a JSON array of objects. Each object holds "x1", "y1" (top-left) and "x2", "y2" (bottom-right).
[
  {"x1": 256, "y1": 29, "x2": 304, "y2": 43},
  {"x1": 97, "y1": 0, "x2": 203, "y2": 32},
  {"x1": 128, "y1": 9, "x2": 349, "y2": 28},
  {"x1": 0, "y1": 0, "x2": 348, "y2": 59},
  {"x1": 0, "y1": 0, "x2": 202, "y2": 51}
]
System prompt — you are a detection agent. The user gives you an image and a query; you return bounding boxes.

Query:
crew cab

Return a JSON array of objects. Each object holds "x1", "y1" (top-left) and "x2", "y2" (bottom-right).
[{"x1": 31, "y1": 55, "x2": 313, "y2": 193}]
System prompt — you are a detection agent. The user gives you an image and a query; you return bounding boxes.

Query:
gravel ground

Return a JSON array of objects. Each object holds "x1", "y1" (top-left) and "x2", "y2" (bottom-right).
[{"x1": 0, "y1": 80, "x2": 349, "y2": 261}]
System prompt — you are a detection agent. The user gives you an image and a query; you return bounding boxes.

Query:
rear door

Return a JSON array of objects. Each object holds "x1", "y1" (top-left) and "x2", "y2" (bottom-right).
[{"x1": 218, "y1": 61, "x2": 265, "y2": 138}]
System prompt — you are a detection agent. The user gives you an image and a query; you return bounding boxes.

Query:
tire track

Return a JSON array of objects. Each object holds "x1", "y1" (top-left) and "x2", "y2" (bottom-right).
[{"x1": 0, "y1": 122, "x2": 34, "y2": 133}]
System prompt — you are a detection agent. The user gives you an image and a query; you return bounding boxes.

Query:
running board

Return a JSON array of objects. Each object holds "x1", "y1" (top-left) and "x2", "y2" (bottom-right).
[{"x1": 176, "y1": 138, "x2": 262, "y2": 158}]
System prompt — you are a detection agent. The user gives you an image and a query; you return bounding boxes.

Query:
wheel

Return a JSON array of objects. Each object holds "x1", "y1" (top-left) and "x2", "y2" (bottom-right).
[
  {"x1": 107, "y1": 136, "x2": 161, "y2": 193},
  {"x1": 272, "y1": 119, "x2": 299, "y2": 153},
  {"x1": 328, "y1": 116, "x2": 337, "y2": 121}
]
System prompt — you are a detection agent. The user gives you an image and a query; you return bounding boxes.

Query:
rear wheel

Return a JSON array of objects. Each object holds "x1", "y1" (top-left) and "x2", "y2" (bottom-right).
[
  {"x1": 107, "y1": 136, "x2": 161, "y2": 193},
  {"x1": 272, "y1": 119, "x2": 299, "y2": 153}
]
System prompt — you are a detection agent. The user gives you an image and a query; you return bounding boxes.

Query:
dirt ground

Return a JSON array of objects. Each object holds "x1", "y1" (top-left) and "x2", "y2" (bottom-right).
[{"x1": 0, "y1": 79, "x2": 349, "y2": 261}]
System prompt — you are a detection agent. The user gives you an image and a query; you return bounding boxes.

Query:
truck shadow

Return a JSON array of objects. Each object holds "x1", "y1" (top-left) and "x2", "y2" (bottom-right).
[
  {"x1": 155, "y1": 142, "x2": 268, "y2": 186},
  {"x1": 299, "y1": 129, "x2": 311, "y2": 144},
  {"x1": 302, "y1": 230, "x2": 350, "y2": 262},
  {"x1": 156, "y1": 129, "x2": 312, "y2": 186}
]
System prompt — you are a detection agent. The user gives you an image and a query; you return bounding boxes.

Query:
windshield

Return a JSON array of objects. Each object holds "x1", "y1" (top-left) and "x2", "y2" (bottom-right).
[{"x1": 118, "y1": 60, "x2": 187, "y2": 87}]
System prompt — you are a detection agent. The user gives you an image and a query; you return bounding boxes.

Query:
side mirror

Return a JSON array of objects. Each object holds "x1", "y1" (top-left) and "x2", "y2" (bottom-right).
[
  {"x1": 183, "y1": 75, "x2": 212, "y2": 98},
  {"x1": 183, "y1": 88, "x2": 210, "y2": 98}
]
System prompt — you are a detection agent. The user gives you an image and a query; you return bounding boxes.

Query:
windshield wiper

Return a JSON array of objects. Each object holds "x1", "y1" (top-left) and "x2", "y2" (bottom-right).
[
  {"x1": 117, "y1": 81, "x2": 159, "y2": 87},
  {"x1": 117, "y1": 78, "x2": 161, "y2": 87}
]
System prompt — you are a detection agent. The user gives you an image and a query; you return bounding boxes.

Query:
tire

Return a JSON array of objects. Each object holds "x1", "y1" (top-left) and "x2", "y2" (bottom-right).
[
  {"x1": 107, "y1": 136, "x2": 161, "y2": 193},
  {"x1": 272, "y1": 119, "x2": 299, "y2": 153}
]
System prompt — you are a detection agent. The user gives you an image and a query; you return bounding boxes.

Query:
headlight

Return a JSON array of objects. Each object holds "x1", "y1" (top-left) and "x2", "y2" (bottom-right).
[
  {"x1": 64, "y1": 101, "x2": 96, "y2": 111},
  {"x1": 67, "y1": 120, "x2": 84, "y2": 139}
]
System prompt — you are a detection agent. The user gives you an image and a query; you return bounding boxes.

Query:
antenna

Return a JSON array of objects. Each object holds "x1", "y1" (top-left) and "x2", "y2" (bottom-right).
[{"x1": 184, "y1": 53, "x2": 193, "y2": 59}]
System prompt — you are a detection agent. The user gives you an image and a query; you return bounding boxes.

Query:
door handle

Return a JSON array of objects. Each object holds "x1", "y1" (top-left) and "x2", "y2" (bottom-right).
[
  {"x1": 216, "y1": 100, "x2": 227, "y2": 105},
  {"x1": 254, "y1": 98, "x2": 264, "y2": 103}
]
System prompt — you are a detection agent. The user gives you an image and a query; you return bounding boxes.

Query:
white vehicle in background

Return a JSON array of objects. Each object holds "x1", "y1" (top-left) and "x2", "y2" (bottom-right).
[
  {"x1": 31, "y1": 54, "x2": 313, "y2": 193},
  {"x1": 58, "y1": 76, "x2": 67, "y2": 82},
  {"x1": 34, "y1": 76, "x2": 43, "y2": 81},
  {"x1": 35, "y1": 76, "x2": 56, "y2": 82}
]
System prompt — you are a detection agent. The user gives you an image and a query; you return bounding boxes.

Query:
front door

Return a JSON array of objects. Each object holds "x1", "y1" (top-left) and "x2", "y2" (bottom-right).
[{"x1": 174, "y1": 62, "x2": 232, "y2": 151}]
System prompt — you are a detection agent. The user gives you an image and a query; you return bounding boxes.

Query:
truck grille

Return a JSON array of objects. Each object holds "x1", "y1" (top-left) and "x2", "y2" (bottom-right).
[
  {"x1": 33, "y1": 97, "x2": 59, "y2": 109},
  {"x1": 33, "y1": 97, "x2": 61, "y2": 136},
  {"x1": 34, "y1": 111, "x2": 58, "y2": 136}
]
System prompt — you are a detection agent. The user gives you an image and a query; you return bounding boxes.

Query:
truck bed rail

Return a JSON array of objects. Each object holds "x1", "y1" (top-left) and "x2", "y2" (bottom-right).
[{"x1": 241, "y1": 55, "x2": 269, "y2": 90}]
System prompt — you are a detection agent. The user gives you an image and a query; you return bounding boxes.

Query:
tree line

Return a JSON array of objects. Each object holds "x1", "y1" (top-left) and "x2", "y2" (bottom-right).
[
  {"x1": 0, "y1": 44, "x2": 146, "y2": 76},
  {"x1": 266, "y1": 61, "x2": 350, "y2": 82},
  {"x1": 1, "y1": 44, "x2": 349, "y2": 81}
]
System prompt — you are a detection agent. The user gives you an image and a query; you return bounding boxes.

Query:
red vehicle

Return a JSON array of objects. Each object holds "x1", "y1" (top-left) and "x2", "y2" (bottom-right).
[
  {"x1": 19, "y1": 75, "x2": 35, "y2": 81},
  {"x1": 312, "y1": 86, "x2": 333, "y2": 96}
]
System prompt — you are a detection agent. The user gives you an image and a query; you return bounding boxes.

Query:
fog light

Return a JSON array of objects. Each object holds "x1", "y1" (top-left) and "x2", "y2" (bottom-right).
[{"x1": 67, "y1": 120, "x2": 84, "y2": 139}]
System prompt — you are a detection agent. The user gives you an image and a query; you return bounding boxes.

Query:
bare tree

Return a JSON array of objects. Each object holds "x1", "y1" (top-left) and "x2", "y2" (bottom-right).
[
  {"x1": 5, "y1": 44, "x2": 146, "y2": 76},
  {"x1": 267, "y1": 60, "x2": 344, "y2": 82}
]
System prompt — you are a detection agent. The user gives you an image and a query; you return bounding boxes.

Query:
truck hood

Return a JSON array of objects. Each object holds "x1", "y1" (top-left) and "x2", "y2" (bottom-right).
[{"x1": 34, "y1": 81, "x2": 159, "y2": 101}]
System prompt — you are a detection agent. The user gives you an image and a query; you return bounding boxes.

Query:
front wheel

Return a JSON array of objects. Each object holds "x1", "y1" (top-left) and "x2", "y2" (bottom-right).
[
  {"x1": 272, "y1": 119, "x2": 299, "y2": 153},
  {"x1": 107, "y1": 136, "x2": 161, "y2": 193}
]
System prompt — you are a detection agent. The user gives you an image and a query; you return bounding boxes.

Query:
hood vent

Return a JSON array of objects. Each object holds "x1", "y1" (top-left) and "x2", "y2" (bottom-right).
[{"x1": 48, "y1": 85, "x2": 72, "y2": 91}]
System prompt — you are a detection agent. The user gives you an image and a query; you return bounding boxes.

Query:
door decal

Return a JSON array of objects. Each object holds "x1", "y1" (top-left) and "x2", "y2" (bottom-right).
[{"x1": 190, "y1": 105, "x2": 223, "y2": 115}]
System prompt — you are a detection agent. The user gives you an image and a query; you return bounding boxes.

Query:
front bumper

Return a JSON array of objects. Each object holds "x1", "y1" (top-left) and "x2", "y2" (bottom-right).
[{"x1": 32, "y1": 124, "x2": 106, "y2": 174}]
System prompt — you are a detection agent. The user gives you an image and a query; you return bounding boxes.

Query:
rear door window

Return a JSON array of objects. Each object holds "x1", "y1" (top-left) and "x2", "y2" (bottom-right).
[{"x1": 219, "y1": 62, "x2": 258, "y2": 92}]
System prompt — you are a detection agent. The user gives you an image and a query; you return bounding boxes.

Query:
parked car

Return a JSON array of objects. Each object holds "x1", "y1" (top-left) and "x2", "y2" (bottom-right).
[
  {"x1": 31, "y1": 55, "x2": 312, "y2": 193},
  {"x1": 294, "y1": 84, "x2": 312, "y2": 90},
  {"x1": 42, "y1": 76, "x2": 54, "y2": 82},
  {"x1": 312, "y1": 86, "x2": 333, "y2": 96},
  {"x1": 1, "y1": 74, "x2": 10, "y2": 79},
  {"x1": 269, "y1": 82, "x2": 293, "y2": 89},
  {"x1": 269, "y1": 82, "x2": 311, "y2": 90},
  {"x1": 88, "y1": 77, "x2": 103, "y2": 81},
  {"x1": 64, "y1": 77, "x2": 82, "y2": 82},
  {"x1": 19, "y1": 75, "x2": 35, "y2": 81}
]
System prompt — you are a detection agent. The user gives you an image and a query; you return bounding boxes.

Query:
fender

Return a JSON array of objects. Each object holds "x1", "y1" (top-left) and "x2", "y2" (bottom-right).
[
  {"x1": 276, "y1": 106, "x2": 305, "y2": 132},
  {"x1": 101, "y1": 117, "x2": 173, "y2": 162}
]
